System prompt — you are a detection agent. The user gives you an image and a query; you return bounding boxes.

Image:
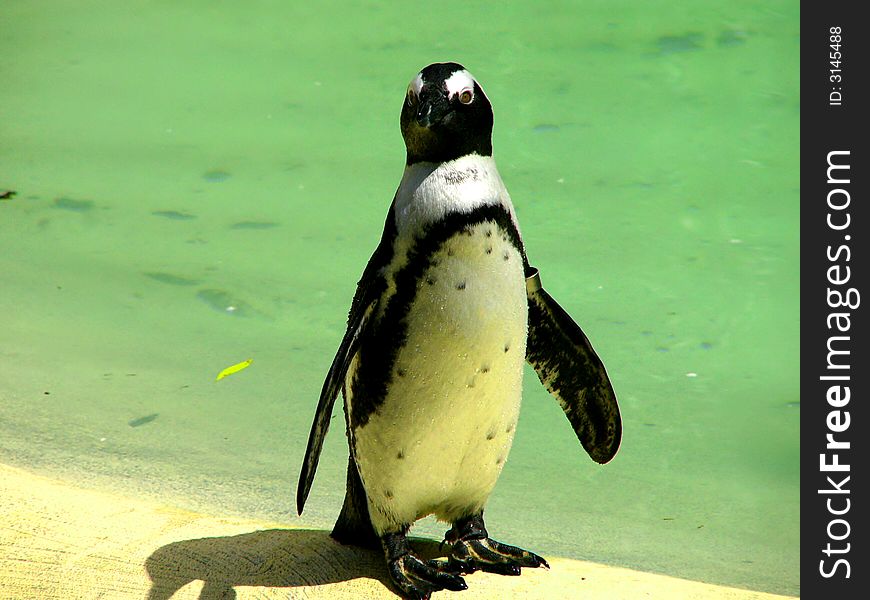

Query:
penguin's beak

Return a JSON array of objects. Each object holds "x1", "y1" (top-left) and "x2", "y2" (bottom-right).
[
  {"x1": 415, "y1": 94, "x2": 450, "y2": 128},
  {"x1": 415, "y1": 103, "x2": 433, "y2": 128}
]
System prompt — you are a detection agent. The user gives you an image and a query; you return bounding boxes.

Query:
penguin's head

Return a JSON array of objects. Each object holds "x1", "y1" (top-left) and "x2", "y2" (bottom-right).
[{"x1": 400, "y1": 62, "x2": 493, "y2": 165}]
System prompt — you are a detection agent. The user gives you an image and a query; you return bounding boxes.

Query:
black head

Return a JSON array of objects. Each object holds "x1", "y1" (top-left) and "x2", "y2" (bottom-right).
[{"x1": 400, "y1": 62, "x2": 493, "y2": 165}]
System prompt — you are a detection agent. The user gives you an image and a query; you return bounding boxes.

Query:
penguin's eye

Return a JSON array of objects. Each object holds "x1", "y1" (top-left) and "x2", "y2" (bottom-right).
[
  {"x1": 406, "y1": 88, "x2": 418, "y2": 107},
  {"x1": 458, "y1": 88, "x2": 474, "y2": 105}
]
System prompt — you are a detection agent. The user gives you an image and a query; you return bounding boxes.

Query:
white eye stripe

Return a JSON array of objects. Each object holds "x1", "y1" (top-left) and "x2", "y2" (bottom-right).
[
  {"x1": 444, "y1": 69, "x2": 477, "y2": 99},
  {"x1": 408, "y1": 67, "x2": 484, "y2": 105},
  {"x1": 409, "y1": 73, "x2": 424, "y2": 97}
]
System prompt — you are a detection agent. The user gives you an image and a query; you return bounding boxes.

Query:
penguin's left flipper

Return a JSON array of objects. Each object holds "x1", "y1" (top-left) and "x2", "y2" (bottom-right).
[{"x1": 525, "y1": 266, "x2": 622, "y2": 464}]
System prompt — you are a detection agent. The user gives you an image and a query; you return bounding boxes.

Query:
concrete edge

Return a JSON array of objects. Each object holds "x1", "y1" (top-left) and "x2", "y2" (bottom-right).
[{"x1": 0, "y1": 463, "x2": 797, "y2": 599}]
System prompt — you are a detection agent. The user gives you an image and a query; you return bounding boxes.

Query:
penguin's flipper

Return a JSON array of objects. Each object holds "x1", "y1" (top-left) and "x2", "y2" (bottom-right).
[
  {"x1": 525, "y1": 266, "x2": 622, "y2": 464},
  {"x1": 296, "y1": 200, "x2": 397, "y2": 515},
  {"x1": 296, "y1": 297, "x2": 376, "y2": 515}
]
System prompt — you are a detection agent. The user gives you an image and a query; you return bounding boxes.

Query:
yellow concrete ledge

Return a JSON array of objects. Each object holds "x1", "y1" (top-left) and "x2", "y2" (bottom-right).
[{"x1": 0, "y1": 463, "x2": 796, "y2": 599}]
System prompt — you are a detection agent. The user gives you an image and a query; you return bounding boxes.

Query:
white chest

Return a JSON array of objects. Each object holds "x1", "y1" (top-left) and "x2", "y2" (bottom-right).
[{"x1": 351, "y1": 219, "x2": 527, "y2": 532}]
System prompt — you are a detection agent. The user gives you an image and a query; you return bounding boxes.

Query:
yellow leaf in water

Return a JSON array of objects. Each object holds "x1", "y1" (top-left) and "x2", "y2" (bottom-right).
[{"x1": 215, "y1": 358, "x2": 253, "y2": 381}]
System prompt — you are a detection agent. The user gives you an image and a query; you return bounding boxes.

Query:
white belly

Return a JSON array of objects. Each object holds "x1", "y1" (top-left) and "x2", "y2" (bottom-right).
[{"x1": 351, "y1": 222, "x2": 527, "y2": 533}]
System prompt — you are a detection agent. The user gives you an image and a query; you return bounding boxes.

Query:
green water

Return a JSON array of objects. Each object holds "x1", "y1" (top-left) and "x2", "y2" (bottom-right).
[{"x1": 0, "y1": 1, "x2": 798, "y2": 596}]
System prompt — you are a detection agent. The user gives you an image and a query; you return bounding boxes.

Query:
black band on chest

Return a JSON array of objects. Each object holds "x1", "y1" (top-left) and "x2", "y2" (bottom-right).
[{"x1": 349, "y1": 204, "x2": 527, "y2": 430}]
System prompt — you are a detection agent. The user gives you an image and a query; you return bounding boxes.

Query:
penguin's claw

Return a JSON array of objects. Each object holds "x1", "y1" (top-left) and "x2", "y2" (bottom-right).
[
  {"x1": 447, "y1": 537, "x2": 549, "y2": 575},
  {"x1": 444, "y1": 514, "x2": 549, "y2": 576},
  {"x1": 388, "y1": 554, "x2": 468, "y2": 599}
]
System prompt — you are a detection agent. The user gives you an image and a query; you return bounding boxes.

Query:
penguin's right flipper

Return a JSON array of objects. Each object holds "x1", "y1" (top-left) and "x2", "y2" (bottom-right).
[
  {"x1": 525, "y1": 266, "x2": 622, "y2": 464},
  {"x1": 296, "y1": 201, "x2": 397, "y2": 516},
  {"x1": 296, "y1": 297, "x2": 376, "y2": 515}
]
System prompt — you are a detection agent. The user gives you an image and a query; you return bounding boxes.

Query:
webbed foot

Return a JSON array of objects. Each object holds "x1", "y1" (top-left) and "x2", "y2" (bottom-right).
[
  {"x1": 444, "y1": 513, "x2": 549, "y2": 576},
  {"x1": 383, "y1": 531, "x2": 467, "y2": 599}
]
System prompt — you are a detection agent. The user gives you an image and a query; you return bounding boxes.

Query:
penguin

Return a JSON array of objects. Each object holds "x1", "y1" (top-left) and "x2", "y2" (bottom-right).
[{"x1": 297, "y1": 62, "x2": 621, "y2": 599}]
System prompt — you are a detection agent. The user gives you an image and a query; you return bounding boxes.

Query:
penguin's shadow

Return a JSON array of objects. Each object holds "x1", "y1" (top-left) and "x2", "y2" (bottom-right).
[{"x1": 145, "y1": 528, "x2": 443, "y2": 599}]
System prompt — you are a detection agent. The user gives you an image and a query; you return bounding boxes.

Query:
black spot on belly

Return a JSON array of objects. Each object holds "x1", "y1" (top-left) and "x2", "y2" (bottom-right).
[
  {"x1": 486, "y1": 429, "x2": 496, "y2": 441},
  {"x1": 443, "y1": 168, "x2": 478, "y2": 184},
  {"x1": 426, "y1": 277, "x2": 436, "y2": 285},
  {"x1": 384, "y1": 489, "x2": 394, "y2": 499},
  {"x1": 503, "y1": 251, "x2": 510, "y2": 261},
  {"x1": 396, "y1": 450, "x2": 405, "y2": 459},
  {"x1": 504, "y1": 341, "x2": 511, "y2": 353},
  {"x1": 396, "y1": 368, "x2": 406, "y2": 377},
  {"x1": 496, "y1": 455, "x2": 505, "y2": 465},
  {"x1": 480, "y1": 364, "x2": 490, "y2": 374},
  {"x1": 506, "y1": 423, "x2": 514, "y2": 433},
  {"x1": 485, "y1": 230, "x2": 493, "y2": 238},
  {"x1": 456, "y1": 281, "x2": 466, "y2": 290},
  {"x1": 485, "y1": 246, "x2": 493, "y2": 254}
]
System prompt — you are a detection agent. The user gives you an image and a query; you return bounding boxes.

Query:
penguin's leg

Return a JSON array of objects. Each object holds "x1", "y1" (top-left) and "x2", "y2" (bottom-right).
[
  {"x1": 382, "y1": 528, "x2": 468, "y2": 600},
  {"x1": 332, "y1": 458, "x2": 466, "y2": 598},
  {"x1": 331, "y1": 455, "x2": 379, "y2": 548},
  {"x1": 443, "y1": 512, "x2": 549, "y2": 576}
]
